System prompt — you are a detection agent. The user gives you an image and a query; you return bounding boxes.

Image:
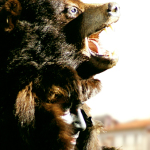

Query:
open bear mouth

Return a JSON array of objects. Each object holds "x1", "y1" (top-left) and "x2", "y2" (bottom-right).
[{"x1": 86, "y1": 23, "x2": 117, "y2": 58}]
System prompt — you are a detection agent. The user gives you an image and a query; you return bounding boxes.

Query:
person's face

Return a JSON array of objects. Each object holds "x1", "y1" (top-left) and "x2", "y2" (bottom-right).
[{"x1": 61, "y1": 102, "x2": 87, "y2": 146}]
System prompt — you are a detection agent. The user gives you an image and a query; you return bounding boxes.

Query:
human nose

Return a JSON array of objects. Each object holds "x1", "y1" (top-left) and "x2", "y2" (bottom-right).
[{"x1": 72, "y1": 109, "x2": 86, "y2": 131}]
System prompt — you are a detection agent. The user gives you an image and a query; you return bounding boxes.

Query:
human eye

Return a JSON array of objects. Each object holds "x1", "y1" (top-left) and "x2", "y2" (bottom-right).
[
  {"x1": 63, "y1": 109, "x2": 70, "y2": 115},
  {"x1": 61, "y1": 108, "x2": 73, "y2": 124}
]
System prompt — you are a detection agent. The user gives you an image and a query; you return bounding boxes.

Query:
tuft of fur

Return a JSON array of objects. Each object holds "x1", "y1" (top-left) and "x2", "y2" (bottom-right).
[
  {"x1": 34, "y1": 103, "x2": 73, "y2": 150},
  {"x1": 15, "y1": 82, "x2": 35, "y2": 126}
]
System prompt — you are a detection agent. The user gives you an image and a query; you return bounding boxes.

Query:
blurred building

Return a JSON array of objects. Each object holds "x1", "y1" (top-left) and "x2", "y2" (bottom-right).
[{"x1": 95, "y1": 115, "x2": 150, "y2": 150}]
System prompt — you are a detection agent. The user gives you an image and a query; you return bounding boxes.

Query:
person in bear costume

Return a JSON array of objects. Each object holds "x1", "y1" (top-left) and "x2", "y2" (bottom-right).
[{"x1": 0, "y1": 0, "x2": 120, "y2": 149}]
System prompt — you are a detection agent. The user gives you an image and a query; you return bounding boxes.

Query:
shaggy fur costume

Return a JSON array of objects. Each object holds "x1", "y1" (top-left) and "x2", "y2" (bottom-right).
[{"x1": 0, "y1": 0, "x2": 120, "y2": 149}]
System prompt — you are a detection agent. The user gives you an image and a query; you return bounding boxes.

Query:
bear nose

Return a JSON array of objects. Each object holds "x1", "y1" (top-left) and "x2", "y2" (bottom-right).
[{"x1": 107, "y1": 2, "x2": 120, "y2": 16}]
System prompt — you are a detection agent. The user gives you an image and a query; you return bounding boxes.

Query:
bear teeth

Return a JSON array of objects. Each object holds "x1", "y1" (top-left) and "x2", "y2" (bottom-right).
[
  {"x1": 108, "y1": 24, "x2": 114, "y2": 30},
  {"x1": 103, "y1": 24, "x2": 114, "y2": 32}
]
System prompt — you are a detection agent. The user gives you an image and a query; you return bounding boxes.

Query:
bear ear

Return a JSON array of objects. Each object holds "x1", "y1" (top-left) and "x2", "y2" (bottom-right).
[
  {"x1": 0, "y1": 0, "x2": 22, "y2": 32},
  {"x1": 15, "y1": 82, "x2": 35, "y2": 126}
]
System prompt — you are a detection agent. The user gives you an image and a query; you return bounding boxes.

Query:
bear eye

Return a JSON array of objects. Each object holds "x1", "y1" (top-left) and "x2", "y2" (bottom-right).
[
  {"x1": 65, "y1": 6, "x2": 81, "y2": 18},
  {"x1": 70, "y1": 7, "x2": 78, "y2": 14},
  {"x1": 68, "y1": 6, "x2": 79, "y2": 15}
]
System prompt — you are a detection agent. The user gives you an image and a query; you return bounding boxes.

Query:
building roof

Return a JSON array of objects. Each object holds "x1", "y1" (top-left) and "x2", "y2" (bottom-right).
[{"x1": 105, "y1": 119, "x2": 150, "y2": 132}]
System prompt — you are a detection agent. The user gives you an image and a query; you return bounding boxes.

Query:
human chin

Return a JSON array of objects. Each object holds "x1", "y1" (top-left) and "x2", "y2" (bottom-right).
[{"x1": 70, "y1": 131, "x2": 80, "y2": 145}]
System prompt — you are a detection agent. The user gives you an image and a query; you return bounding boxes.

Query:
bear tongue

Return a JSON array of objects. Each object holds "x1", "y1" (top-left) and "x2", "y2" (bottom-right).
[
  {"x1": 88, "y1": 26, "x2": 117, "y2": 55},
  {"x1": 88, "y1": 38, "x2": 108, "y2": 55}
]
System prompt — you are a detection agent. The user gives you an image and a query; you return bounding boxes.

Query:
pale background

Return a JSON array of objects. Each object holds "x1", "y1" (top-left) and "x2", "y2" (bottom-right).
[{"x1": 84, "y1": 0, "x2": 150, "y2": 122}]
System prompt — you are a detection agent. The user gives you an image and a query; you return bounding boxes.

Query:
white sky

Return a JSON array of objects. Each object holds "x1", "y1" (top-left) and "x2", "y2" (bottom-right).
[{"x1": 85, "y1": 0, "x2": 150, "y2": 123}]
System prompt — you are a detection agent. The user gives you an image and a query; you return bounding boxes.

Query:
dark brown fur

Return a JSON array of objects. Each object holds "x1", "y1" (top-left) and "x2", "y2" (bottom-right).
[{"x1": 0, "y1": 0, "x2": 120, "y2": 149}]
